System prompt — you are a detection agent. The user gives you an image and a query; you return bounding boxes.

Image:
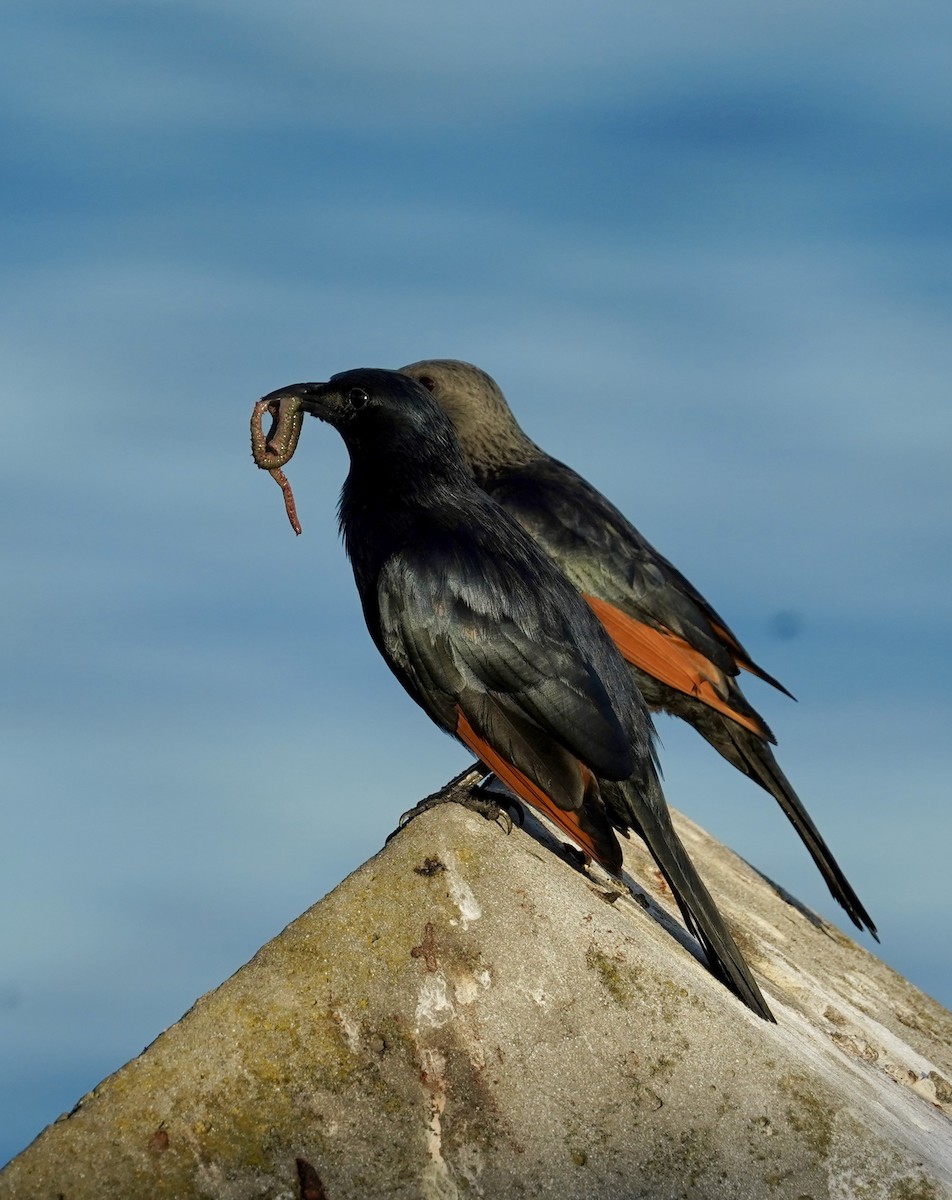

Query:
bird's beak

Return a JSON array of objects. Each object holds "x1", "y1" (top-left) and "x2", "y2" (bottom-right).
[{"x1": 260, "y1": 381, "x2": 335, "y2": 419}]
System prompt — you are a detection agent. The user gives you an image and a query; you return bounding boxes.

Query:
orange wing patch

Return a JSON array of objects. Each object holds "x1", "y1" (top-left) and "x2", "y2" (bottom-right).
[
  {"x1": 583, "y1": 594, "x2": 768, "y2": 739},
  {"x1": 454, "y1": 708, "x2": 618, "y2": 872}
]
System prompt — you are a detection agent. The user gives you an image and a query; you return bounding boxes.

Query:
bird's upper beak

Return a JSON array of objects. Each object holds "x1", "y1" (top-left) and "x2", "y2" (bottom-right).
[{"x1": 260, "y1": 381, "x2": 335, "y2": 420}]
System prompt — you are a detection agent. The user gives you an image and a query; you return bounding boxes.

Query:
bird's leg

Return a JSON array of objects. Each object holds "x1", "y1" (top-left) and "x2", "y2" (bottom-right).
[
  {"x1": 251, "y1": 395, "x2": 305, "y2": 534},
  {"x1": 437, "y1": 761, "x2": 487, "y2": 794},
  {"x1": 473, "y1": 772, "x2": 526, "y2": 827},
  {"x1": 390, "y1": 763, "x2": 525, "y2": 839}
]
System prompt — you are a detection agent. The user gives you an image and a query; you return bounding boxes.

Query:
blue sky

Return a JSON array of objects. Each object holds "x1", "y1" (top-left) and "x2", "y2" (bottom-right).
[{"x1": 2, "y1": 0, "x2": 951, "y2": 1165}]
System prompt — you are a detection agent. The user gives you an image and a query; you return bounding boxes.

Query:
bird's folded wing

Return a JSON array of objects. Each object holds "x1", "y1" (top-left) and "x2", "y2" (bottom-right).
[
  {"x1": 376, "y1": 547, "x2": 634, "y2": 787},
  {"x1": 492, "y1": 462, "x2": 792, "y2": 702}
]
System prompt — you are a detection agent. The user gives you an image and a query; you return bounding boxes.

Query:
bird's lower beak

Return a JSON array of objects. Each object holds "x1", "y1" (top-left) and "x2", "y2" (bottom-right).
[{"x1": 260, "y1": 382, "x2": 333, "y2": 419}]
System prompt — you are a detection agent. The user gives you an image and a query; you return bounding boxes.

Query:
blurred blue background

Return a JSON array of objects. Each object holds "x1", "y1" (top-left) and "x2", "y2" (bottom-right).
[{"x1": 2, "y1": 0, "x2": 950, "y2": 1166}]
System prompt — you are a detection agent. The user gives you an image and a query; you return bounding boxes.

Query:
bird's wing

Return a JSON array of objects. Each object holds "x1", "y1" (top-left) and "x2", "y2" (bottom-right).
[
  {"x1": 373, "y1": 535, "x2": 641, "y2": 871},
  {"x1": 490, "y1": 460, "x2": 791, "y2": 731},
  {"x1": 375, "y1": 536, "x2": 634, "y2": 787}
]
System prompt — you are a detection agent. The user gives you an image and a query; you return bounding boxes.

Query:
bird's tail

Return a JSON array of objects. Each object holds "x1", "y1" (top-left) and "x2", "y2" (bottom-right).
[
  {"x1": 712, "y1": 720, "x2": 877, "y2": 940},
  {"x1": 603, "y1": 777, "x2": 776, "y2": 1022}
]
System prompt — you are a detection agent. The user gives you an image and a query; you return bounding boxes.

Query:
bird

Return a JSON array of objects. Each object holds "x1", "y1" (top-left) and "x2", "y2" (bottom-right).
[
  {"x1": 259, "y1": 367, "x2": 775, "y2": 1021},
  {"x1": 397, "y1": 358, "x2": 876, "y2": 940}
]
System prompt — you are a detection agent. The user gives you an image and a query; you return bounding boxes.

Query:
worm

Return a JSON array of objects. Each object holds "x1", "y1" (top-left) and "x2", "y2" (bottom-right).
[{"x1": 251, "y1": 395, "x2": 305, "y2": 535}]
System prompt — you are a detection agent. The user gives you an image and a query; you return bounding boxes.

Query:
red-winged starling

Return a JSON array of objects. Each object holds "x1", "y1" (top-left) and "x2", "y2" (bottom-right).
[
  {"x1": 398, "y1": 358, "x2": 875, "y2": 940},
  {"x1": 260, "y1": 367, "x2": 775, "y2": 1021}
]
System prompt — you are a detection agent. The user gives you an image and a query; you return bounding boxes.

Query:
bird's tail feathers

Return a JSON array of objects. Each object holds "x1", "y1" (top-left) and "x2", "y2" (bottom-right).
[
  {"x1": 723, "y1": 724, "x2": 877, "y2": 940},
  {"x1": 603, "y1": 777, "x2": 776, "y2": 1022}
]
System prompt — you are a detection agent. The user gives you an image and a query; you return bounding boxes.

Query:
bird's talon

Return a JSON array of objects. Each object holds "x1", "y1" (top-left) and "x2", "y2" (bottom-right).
[{"x1": 389, "y1": 769, "x2": 525, "y2": 841}]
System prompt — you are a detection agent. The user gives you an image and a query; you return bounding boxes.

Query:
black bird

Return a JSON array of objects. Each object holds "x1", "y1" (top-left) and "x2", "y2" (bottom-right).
[
  {"x1": 398, "y1": 359, "x2": 876, "y2": 939},
  {"x1": 260, "y1": 367, "x2": 774, "y2": 1021}
]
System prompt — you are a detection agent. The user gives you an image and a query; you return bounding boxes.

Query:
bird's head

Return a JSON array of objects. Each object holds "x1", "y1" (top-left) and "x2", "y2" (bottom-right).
[
  {"x1": 261, "y1": 367, "x2": 464, "y2": 467},
  {"x1": 398, "y1": 359, "x2": 532, "y2": 479}
]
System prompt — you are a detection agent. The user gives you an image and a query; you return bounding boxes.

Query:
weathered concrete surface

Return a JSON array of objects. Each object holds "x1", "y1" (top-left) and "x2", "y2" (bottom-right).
[{"x1": 2, "y1": 795, "x2": 950, "y2": 1200}]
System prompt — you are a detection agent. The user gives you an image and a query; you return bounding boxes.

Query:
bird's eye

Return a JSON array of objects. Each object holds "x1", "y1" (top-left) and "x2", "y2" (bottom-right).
[
  {"x1": 418, "y1": 376, "x2": 436, "y2": 393},
  {"x1": 347, "y1": 387, "x2": 370, "y2": 408}
]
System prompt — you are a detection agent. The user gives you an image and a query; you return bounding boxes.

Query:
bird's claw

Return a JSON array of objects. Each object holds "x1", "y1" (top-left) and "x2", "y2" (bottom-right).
[{"x1": 388, "y1": 767, "x2": 526, "y2": 841}]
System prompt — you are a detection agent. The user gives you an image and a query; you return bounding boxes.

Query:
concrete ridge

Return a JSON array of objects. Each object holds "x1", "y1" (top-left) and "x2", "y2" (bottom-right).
[{"x1": 2, "y1": 787, "x2": 950, "y2": 1199}]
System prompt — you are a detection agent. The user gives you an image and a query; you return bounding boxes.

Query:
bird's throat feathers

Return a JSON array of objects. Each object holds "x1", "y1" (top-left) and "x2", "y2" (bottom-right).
[{"x1": 337, "y1": 433, "x2": 476, "y2": 589}]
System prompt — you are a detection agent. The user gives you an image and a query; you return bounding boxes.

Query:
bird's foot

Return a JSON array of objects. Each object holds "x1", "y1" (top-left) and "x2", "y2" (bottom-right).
[{"x1": 389, "y1": 765, "x2": 525, "y2": 840}]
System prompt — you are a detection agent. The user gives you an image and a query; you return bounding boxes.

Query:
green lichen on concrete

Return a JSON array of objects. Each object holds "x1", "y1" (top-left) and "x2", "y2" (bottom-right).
[
  {"x1": 780, "y1": 1072, "x2": 834, "y2": 1162},
  {"x1": 635, "y1": 967, "x2": 698, "y2": 1024},
  {"x1": 745, "y1": 1113, "x2": 784, "y2": 1172},
  {"x1": 585, "y1": 943, "x2": 635, "y2": 1005},
  {"x1": 890, "y1": 1177, "x2": 940, "y2": 1200},
  {"x1": 641, "y1": 1121, "x2": 726, "y2": 1195},
  {"x1": 852, "y1": 1144, "x2": 945, "y2": 1200},
  {"x1": 679, "y1": 1126, "x2": 720, "y2": 1190},
  {"x1": 583, "y1": 937, "x2": 699, "y2": 1024},
  {"x1": 927, "y1": 1070, "x2": 952, "y2": 1106},
  {"x1": 621, "y1": 1077, "x2": 664, "y2": 1118},
  {"x1": 643, "y1": 1025, "x2": 690, "y2": 1083},
  {"x1": 647, "y1": 1052, "x2": 678, "y2": 1079}
]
